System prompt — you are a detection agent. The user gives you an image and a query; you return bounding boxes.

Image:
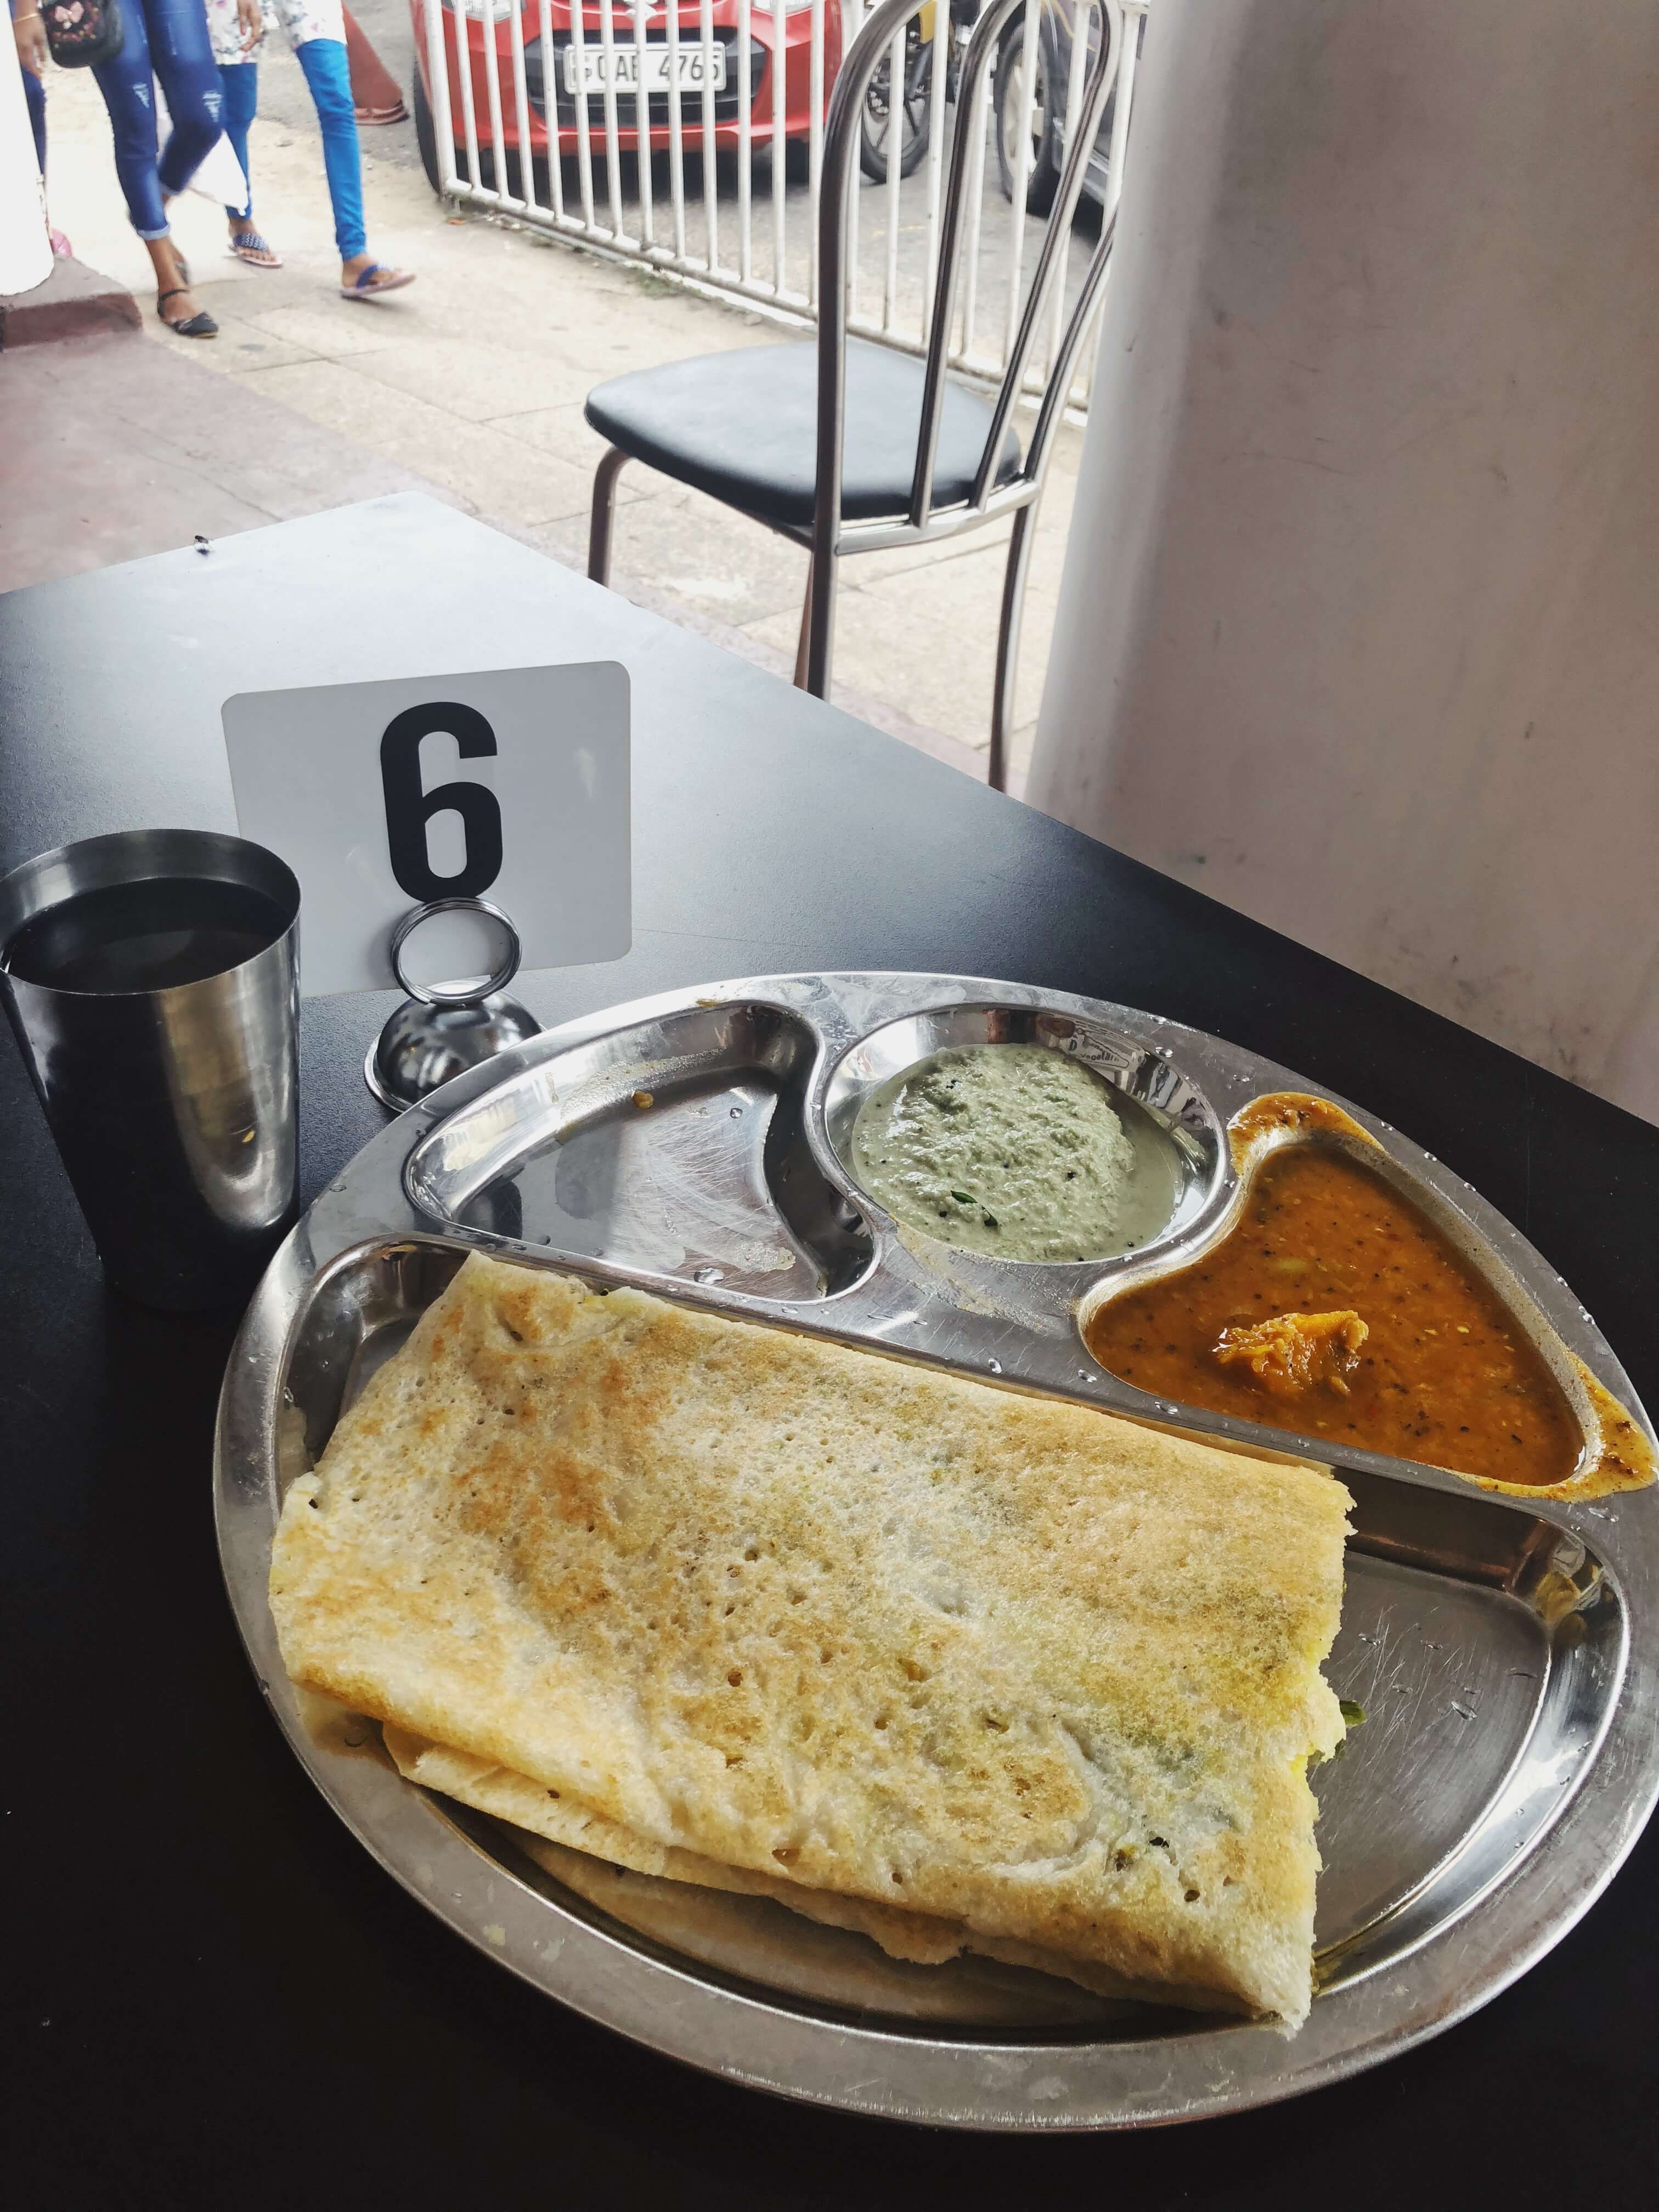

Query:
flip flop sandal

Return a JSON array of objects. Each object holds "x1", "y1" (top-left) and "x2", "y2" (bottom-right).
[
  {"x1": 341, "y1": 262, "x2": 415, "y2": 300},
  {"x1": 229, "y1": 229, "x2": 283, "y2": 268},
  {"x1": 354, "y1": 100, "x2": 408, "y2": 125},
  {"x1": 156, "y1": 287, "x2": 218, "y2": 339}
]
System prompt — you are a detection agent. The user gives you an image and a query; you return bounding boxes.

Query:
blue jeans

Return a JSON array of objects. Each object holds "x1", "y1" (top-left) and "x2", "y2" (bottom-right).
[
  {"x1": 218, "y1": 41, "x2": 365, "y2": 263},
  {"x1": 22, "y1": 66, "x2": 46, "y2": 178},
  {"x1": 92, "y1": 0, "x2": 223, "y2": 240}
]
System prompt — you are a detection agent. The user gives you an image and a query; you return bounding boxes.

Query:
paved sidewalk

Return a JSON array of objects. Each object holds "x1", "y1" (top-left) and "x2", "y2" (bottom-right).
[
  {"x1": 0, "y1": 325, "x2": 453, "y2": 592},
  {"x1": 32, "y1": 58, "x2": 1088, "y2": 788}
]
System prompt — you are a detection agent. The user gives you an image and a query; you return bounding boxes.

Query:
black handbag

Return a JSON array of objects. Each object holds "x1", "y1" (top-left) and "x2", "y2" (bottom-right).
[{"x1": 41, "y1": 0, "x2": 125, "y2": 68}]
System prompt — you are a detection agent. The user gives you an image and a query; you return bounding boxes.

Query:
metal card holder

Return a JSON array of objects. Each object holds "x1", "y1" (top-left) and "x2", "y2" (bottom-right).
[{"x1": 364, "y1": 895, "x2": 541, "y2": 1113}]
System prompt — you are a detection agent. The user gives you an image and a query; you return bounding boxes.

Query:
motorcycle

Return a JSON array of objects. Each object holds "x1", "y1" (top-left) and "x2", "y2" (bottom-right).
[{"x1": 857, "y1": 0, "x2": 980, "y2": 182}]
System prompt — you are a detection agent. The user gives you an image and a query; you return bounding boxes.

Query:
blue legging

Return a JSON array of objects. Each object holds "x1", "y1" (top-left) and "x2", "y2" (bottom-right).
[
  {"x1": 218, "y1": 42, "x2": 365, "y2": 263},
  {"x1": 23, "y1": 66, "x2": 46, "y2": 177},
  {"x1": 91, "y1": 0, "x2": 223, "y2": 240}
]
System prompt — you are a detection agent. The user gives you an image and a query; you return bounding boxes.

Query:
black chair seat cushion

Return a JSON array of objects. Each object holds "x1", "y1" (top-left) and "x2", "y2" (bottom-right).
[{"x1": 584, "y1": 340, "x2": 1022, "y2": 529}]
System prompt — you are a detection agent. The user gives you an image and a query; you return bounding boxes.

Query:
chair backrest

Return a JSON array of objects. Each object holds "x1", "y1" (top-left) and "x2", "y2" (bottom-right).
[{"x1": 812, "y1": 0, "x2": 1126, "y2": 567}]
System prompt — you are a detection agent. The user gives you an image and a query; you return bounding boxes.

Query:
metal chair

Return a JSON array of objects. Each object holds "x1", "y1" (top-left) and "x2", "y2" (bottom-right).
[{"x1": 584, "y1": 0, "x2": 1124, "y2": 791}]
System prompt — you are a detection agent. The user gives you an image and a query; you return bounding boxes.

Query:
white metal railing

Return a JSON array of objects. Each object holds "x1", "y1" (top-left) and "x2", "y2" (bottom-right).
[{"x1": 421, "y1": 0, "x2": 1144, "y2": 413}]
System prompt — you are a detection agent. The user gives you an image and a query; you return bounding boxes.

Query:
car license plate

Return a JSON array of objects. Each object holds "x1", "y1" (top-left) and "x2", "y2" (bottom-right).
[{"x1": 562, "y1": 44, "x2": 727, "y2": 96}]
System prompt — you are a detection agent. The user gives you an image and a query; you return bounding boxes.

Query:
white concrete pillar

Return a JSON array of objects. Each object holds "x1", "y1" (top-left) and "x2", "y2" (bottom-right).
[
  {"x1": 2, "y1": 45, "x2": 52, "y2": 296},
  {"x1": 1030, "y1": 0, "x2": 1659, "y2": 1121}
]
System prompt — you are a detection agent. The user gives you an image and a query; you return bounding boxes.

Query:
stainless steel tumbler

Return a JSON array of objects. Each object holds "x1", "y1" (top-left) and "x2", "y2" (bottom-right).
[{"x1": 0, "y1": 828, "x2": 301, "y2": 1311}]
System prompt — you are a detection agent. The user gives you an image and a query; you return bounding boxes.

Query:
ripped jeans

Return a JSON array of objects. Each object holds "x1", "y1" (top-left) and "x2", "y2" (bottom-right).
[{"x1": 92, "y1": 0, "x2": 224, "y2": 240}]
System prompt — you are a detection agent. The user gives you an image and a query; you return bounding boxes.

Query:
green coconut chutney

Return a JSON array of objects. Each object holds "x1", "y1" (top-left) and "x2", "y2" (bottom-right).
[{"x1": 849, "y1": 1043, "x2": 1176, "y2": 1263}]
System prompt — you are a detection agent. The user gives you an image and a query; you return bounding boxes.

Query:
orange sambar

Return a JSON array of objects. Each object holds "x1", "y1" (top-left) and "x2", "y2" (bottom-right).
[{"x1": 1084, "y1": 1143, "x2": 1580, "y2": 1486}]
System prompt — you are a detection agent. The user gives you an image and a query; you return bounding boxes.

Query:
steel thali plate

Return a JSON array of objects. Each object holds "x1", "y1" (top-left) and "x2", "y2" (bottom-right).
[{"x1": 214, "y1": 972, "x2": 1659, "y2": 2129}]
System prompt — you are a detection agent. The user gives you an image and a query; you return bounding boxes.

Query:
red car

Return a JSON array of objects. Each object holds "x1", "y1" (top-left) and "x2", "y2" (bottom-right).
[{"x1": 410, "y1": 0, "x2": 841, "y2": 193}]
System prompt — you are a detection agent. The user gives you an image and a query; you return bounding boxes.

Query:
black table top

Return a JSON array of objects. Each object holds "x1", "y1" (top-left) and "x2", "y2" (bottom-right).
[{"x1": 5, "y1": 496, "x2": 1655, "y2": 2207}]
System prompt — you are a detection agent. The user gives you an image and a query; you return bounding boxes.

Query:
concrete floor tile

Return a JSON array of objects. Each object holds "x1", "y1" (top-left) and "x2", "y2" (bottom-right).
[
  {"x1": 512, "y1": 516, "x2": 979, "y2": 775},
  {"x1": 237, "y1": 299, "x2": 408, "y2": 360},
  {"x1": 0, "y1": 420, "x2": 274, "y2": 591},
  {"x1": 523, "y1": 517, "x2": 590, "y2": 574},
  {"x1": 117, "y1": 362, "x2": 438, "y2": 520},
  {"x1": 601, "y1": 487, "x2": 808, "y2": 626},
  {"x1": 747, "y1": 539, "x2": 1058, "y2": 752},
  {"x1": 837, "y1": 520, "x2": 1017, "y2": 602},
  {"x1": 1022, "y1": 481, "x2": 1079, "y2": 602},
  {"x1": 841, "y1": 464, "x2": 1078, "y2": 597},
  {"x1": 0, "y1": 332, "x2": 439, "y2": 589},
  {"x1": 234, "y1": 360, "x2": 592, "y2": 525},
  {"x1": 488, "y1": 403, "x2": 654, "y2": 498},
  {"x1": 201, "y1": 313, "x2": 322, "y2": 373},
  {"x1": 1007, "y1": 720, "x2": 1040, "y2": 800},
  {"x1": 346, "y1": 333, "x2": 588, "y2": 420}
]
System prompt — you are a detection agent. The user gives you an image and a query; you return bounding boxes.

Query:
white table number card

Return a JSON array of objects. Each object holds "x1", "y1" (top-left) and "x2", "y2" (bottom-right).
[{"x1": 223, "y1": 663, "x2": 631, "y2": 997}]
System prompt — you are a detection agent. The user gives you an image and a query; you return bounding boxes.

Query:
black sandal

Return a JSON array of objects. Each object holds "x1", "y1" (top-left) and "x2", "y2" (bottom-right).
[{"x1": 157, "y1": 286, "x2": 218, "y2": 339}]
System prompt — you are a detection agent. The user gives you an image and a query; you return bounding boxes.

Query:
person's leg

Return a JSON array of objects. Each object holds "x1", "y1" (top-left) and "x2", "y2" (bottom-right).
[
  {"x1": 21, "y1": 64, "x2": 70, "y2": 253},
  {"x1": 93, "y1": 0, "x2": 212, "y2": 329},
  {"x1": 149, "y1": 0, "x2": 229, "y2": 202},
  {"x1": 91, "y1": 0, "x2": 167, "y2": 240},
  {"x1": 214, "y1": 58, "x2": 279, "y2": 261},
  {"x1": 22, "y1": 64, "x2": 46, "y2": 178},
  {"x1": 295, "y1": 34, "x2": 414, "y2": 294},
  {"x1": 218, "y1": 60, "x2": 256, "y2": 221},
  {"x1": 294, "y1": 36, "x2": 364, "y2": 259}
]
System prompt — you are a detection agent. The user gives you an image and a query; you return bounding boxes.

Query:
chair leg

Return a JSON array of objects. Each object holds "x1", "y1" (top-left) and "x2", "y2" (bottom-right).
[
  {"x1": 793, "y1": 558, "x2": 815, "y2": 690},
  {"x1": 588, "y1": 446, "x2": 629, "y2": 586},
  {"x1": 990, "y1": 503, "x2": 1036, "y2": 794},
  {"x1": 802, "y1": 548, "x2": 837, "y2": 699}
]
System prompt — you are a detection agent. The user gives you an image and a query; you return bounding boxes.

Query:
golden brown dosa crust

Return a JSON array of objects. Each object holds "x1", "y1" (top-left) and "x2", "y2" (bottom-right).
[
  {"x1": 271, "y1": 1257, "x2": 1349, "y2": 2025},
  {"x1": 382, "y1": 1724, "x2": 1252, "y2": 2015}
]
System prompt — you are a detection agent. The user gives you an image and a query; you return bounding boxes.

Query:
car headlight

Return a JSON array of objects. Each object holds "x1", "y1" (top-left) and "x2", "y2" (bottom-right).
[
  {"x1": 441, "y1": 0, "x2": 520, "y2": 19},
  {"x1": 752, "y1": 0, "x2": 819, "y2": 13}
]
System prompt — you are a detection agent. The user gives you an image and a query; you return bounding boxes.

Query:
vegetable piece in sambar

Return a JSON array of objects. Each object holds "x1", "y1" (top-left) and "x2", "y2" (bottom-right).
[{"x1": 1085, "y1": 1143, "x2": 1579, "y2": 1486}]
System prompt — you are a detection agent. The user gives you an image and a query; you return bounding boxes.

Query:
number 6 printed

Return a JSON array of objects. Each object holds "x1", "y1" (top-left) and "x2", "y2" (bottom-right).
[{"x1": 379, "y1": 702, "x2": 506, "y2": 903}]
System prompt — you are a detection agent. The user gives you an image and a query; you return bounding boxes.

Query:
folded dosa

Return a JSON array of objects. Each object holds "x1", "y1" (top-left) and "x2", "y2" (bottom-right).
[
  {"x1": 380, "y1": 1724, "x2": 1280, "y2": 2013},
  {"x1": 271, "y1": 1255, "x2": 1350, "y2": 2026}
]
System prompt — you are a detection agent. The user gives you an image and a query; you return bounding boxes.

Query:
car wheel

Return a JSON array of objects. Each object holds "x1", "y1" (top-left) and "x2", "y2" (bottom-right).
[
  {"x1": 414, "y1": 66, "x2": 501, "y2": 195},
  {"x1": 413, "y1": 67, "x2": 442, "y2": 196},
  {"x1": 993, "y1": 20, "x2": 1061, "y2": 215}
]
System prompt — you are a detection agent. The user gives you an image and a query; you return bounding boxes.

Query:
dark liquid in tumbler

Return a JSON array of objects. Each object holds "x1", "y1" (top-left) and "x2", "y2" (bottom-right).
[{"x1": 1, "y1": 877, "x2": 288, "y2": 994}]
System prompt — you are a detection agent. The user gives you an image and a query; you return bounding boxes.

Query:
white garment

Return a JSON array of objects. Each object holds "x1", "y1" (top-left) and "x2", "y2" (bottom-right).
[
  {"x1": 207, "y1": 0, "x2": 346, "y2": 67},
  {"x1": 153, "y1": 80, "x2": 250, "y2": 211}
]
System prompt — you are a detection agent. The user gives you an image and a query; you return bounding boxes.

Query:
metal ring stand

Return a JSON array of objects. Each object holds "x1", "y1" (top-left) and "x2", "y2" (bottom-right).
[
  {"x1": 387, "y1": 896, "x2": 523, "y2": 1007},
  {"x1": 365, "y1": 895, "x2": 542, "y2": 1112}
]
